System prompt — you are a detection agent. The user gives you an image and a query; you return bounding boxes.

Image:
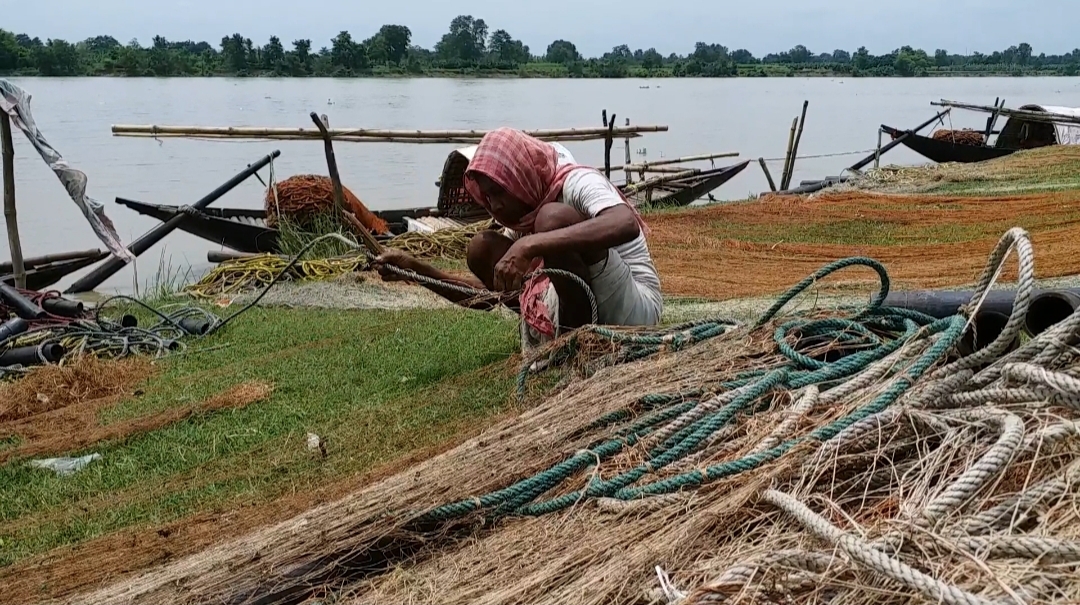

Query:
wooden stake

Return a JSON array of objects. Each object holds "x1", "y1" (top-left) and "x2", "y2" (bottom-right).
[
  {"x1": 624, "y1": 118, "x2": 632, "y2": 185},
  {"x1": 1, "y1": 113, "x2": 25, "y2": 289},
  {"x1": 782, "y1": 101, "x2": 809, "y2": 190},
  {"x1": 309, "y1": 112, "x2": 382, "y2": 256},
  {"x1": 779, "y1": 117, "x2": 798, "y2": 192},
  {"x1": 759, "y1": 158, "x2": 777, "y2": 192}
]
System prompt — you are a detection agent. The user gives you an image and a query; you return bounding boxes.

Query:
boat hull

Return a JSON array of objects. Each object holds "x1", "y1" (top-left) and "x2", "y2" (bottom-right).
[
  {"x1": 623, "y1": 160, "x2": 750, "y2": 207},
  {"x1": 881, "y1": 125, "x2": 1017, "y2": 164}
]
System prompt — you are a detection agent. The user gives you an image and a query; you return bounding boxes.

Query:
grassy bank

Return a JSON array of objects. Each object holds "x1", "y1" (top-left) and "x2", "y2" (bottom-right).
[{"x1": 0, "y1": 305, "x2": 519, "y2": 579}]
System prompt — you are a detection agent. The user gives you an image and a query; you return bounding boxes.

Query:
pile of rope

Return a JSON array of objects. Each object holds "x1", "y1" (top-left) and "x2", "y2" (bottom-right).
[
  {"x1": 1, "y1": 296, "x2": 226, "y2": 380},
  {"x1": 932, "y1": 128, "x2": 987, "y2": 146},
  {"x1": 183, "y1": 253, "x2": 369, "y2": 300},
  {"x1": 266, "y1": 174, "x2": 391, "y2": 235},
  {"x1": 67, "y1": 227, "x2": 1080, "y2": 605},
  {"x1": 383, "y1": 219, "x2": 495, "y2": 259}
]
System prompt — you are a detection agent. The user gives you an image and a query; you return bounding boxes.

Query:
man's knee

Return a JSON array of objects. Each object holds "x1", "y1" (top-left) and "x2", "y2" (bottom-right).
[
  {"x1": 467, "y1": 230, "x2": 510, "y2": 281},
  {"x1": 534, "y1": 203, "x2": 586, "y2": 233}
]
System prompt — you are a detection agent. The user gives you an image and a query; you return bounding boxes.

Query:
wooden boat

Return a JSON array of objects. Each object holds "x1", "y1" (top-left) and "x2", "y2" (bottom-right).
[
  {"x1": 0, "y1": 251, "x2": 108, "y2": 291},
  {"x1": 881, "y1": 103, "x2": 1080, "y2": 164},
  {"x1": 115, "y1": 198, "x2": 442, "y2": 254},
  {"x1": 880, "y1": 125, "x2": 1015, "y2": 164},
  {"x1": 620, "y1": 161, "x2": 750, "y2": 207}
]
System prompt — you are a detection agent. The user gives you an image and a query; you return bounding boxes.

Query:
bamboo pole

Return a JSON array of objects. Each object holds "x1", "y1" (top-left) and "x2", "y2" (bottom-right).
[
  {"x1": 782, "y1": 101, "x2": 809, "y2": 191},
  {"x1": 623, "y1": 169, "x2": 699, "y2": 194},
  {"x1": 932, "y1": 99, "x2": 1080, "y2": 125},
  {"x1": 759, "y1": 158, "x2": 777, "y2": 192},
  {"x1": 623, "y1": 118, "x2": 632, "y2": 185},
  {"x1": 779, "y1": 117, "x2": 798, "y2": 192},
  {"x1": 114, "y1": 132, "x2": 643, "y2": 145},
  {"x1": 0, "y1": 248, "x2": 103, "y2": 273},
  {"x1": 621, "y1": 151, "x2": 740, "y2": 171},
  {"x1": 1, "y1": 113, "x2": 24, "y2": 289},
  {"x1": 310, "y1": 112, "x2": 382, "y2": 256},
  {"x1": 111, "y1": 124, "x2": 668, "y2": 139}
]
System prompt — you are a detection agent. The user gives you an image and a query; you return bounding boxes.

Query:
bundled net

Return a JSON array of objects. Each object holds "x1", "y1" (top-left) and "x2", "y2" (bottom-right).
[
  {"x1": 932, "y1": 128, "x2": 987, "y2": 146},
  {"x1": 383, "y1": 219, "x2": 495, "y2": 259},
  {"x1": 73, "y1": 227, "x2": 1080, "y2": 605},
  {"x1": 183, "y1": 253, "x2": 369, "y2": 300},
  {"x1": 266, "y1": 174, "x2": 391, "y2": 235}
]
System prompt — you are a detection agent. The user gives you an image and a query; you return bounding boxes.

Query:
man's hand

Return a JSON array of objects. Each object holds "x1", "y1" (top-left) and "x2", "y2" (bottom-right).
[
  {"x1": 493, "y1": 238, "x2": 536, "y2": 292},
  {"x1": 372, "y1": 248, "x2": 422, "y2": 282}
]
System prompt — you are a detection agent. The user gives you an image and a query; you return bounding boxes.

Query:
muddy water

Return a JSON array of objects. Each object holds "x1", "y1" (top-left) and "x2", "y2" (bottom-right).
[{"x1": 2, "y1": 76, "x2": 1077, "y2": 293}]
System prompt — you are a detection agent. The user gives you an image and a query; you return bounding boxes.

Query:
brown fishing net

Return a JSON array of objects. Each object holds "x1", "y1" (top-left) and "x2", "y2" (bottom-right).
[
  {"x1": 265, "y1": 174, "x2": 391, "y2": 235},
  {"x1": 931, "y1": 129, "x2": 986, "y2": 146}
]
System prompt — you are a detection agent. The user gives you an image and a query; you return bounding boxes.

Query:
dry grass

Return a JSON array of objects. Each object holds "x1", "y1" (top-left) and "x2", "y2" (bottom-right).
[
  {"x1": 0, "y1": 357, "x2": 154, "y2": 424},
  {"x1": 646, "y1": 189, "x2": 1080, "y2": 300}
]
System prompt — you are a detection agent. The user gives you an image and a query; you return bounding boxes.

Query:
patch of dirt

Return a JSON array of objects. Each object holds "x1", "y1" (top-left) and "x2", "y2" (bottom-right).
[
  {"x1": 0, "y1": 357, "x2": 154, "y2": 423},
  {"x1": 0, "y1": 381, "x2": 274, "y2": 465}
]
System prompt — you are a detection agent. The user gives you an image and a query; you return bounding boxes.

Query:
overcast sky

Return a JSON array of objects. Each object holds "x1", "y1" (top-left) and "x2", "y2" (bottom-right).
[{"x1": 2, "y1": 0, "x2": 1073, "y2": 58}]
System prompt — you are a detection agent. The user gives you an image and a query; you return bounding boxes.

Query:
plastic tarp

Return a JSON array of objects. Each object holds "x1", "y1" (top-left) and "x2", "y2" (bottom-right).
[
  {"x1": 0, "y1": 79, "x2": 133, "y2": 262},
  {"x1": 1028, "y1": 105, "x2": 1080, "y2": 146}
]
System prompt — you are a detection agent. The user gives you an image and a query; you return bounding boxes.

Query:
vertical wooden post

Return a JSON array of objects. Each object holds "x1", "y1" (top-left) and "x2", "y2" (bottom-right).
[
  {"x1": 758, "y1": 158, "x2": 777, "y2": 192},
  {"x1": 1, "y1": 113, "x2": 25, "y2": 288},
  {"x1": 601, "y1": 110, "x2": 613, "y2": 179},
  {"x1": 779, "y1": 117, "x2": 798, "y2": 191},
  {"x1": 623, "y1": 118, "x2": 632, "y2": 185},
  {"x1": 875, "y1": 128, "x2": 883, "y2": 169},
  {"x1": 782, "y1": 100, "x2": 809, "y2": 190}
]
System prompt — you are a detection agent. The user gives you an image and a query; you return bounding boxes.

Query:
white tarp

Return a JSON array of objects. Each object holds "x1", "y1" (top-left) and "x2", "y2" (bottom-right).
[
  {"x1": 1030, "y1": 105, "x2": 1080, "y2": 146},
  {"x1": 0, "y1": 79, "x2": 133, "y2": 262}
]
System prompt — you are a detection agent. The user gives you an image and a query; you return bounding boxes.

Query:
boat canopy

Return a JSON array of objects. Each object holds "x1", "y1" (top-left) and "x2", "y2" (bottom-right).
[{"x1": 997, "y1": 104, "x2": 1080, "y2": 148}]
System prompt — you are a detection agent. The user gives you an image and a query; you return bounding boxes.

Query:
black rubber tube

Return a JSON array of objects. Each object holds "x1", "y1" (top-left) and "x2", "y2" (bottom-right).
[
  {"x1": 0, "y1": 343, "x2": 65, "y2": 367},
  {"x1": 1025, "y1": 290, "x2": 1080, "y2": 336},
  {"x1": 0, "y1": 282, "x2": 47, "y2": 319},
  {"x1": 957, "y1": 311, "x2": 1018, "y2": 357},
  {"x1": 883, "y1": 288, "x2": 1080, "y2": 320},
  {"x1": 40, "y1": 297, "x2": 85, "y2": 318},
  {"x1": 0, "y1": 317, "x2": 29, "y2": 343}
]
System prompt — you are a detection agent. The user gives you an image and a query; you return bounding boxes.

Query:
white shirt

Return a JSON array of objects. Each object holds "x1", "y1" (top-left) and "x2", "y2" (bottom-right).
[{"x1": 503, "y1": 164, "x2": 662, "y2": 299}]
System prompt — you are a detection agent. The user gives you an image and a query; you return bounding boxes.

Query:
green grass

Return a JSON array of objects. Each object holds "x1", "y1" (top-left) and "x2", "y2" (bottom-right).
[
  {"x1": 0, "y1": 305, "x2": 519, "y2": 567},
  {"x1": 275, "y1": 212, "x2": 361, "y2": 259}
]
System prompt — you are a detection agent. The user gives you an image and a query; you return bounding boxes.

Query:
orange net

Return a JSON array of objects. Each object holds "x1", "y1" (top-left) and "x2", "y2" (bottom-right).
[
  {"x1": 646, "y1": 189, "x2": 1080, "y2": 300},
  {"x1": 931, "y1": 129, "x2": 986, "y2": 146},
  {"x1": 265, "y1": 174, "x2": 390, "y2": 235}
]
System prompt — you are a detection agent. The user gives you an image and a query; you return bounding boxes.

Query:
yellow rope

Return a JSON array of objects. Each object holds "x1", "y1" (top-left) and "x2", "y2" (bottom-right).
[
  {"x1": 184, "y1": 253, "x2": 368, "y2": 299},
  {"x1": 383, "y1": 220, "x2": 494, "y2": 259}
]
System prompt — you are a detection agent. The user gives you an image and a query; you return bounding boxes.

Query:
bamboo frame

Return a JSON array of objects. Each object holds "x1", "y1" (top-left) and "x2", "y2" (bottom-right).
[
  {"x1": 113, "y1": 132, "x2": 644, "y2": 145},
  {"x1": 933, "y1": 99, "x2": 1080, "y2": 126},
  {"x1": 621, "y1": 151, "x2": 739, "y2": 171},
  {"x1": 1, "y1": 113, "x2": 24, "y2": 288},
  {"x1": 111, "y1": 124, "x2": 668, "y2": 140}
]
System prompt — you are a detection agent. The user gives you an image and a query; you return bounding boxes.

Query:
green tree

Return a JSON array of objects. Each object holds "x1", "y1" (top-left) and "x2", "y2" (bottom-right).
[
  {"x1": 0, "y1": 29, "x2": 19, "y2": 71},
  {"x1": 788, "y1": 44, "x2": 811, "y2": 63},
  {"x1": 545, "y1": 39, "x2": 580, "y2": 64},
  {"x1": 487, "y1": 29, "x2": 529, "y2": 66},
  {"x1": 330, "y1": 31, "x2": 368, "y2": 73},
  {"x1": 220, "y1": 33, "x2": 249, "y2": 73},
  {"x1": 641, "y1": 47, "x2": 663, "y2": 70},
  {"x1": 288, "y1": 39, "x2": 313, "y2": 75},
  {"x1": 853, "y1": 46, "x2": 871, "y2": 70},
  {"x1": 436, "y1": 15, "x2": 487, "y2": 64},
  {"x1": 731, "y1": 48, "x2": 756, "y2": 63},
  {"x1": 262, "y1": 35, "x2": 285, "y2": 73}
]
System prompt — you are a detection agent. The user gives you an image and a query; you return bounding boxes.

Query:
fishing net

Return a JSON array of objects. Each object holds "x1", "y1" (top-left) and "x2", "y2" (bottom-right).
[
  {"x1": 931, "y1": 129, "x2": 986, "y2": 146},
  {"x1": 266, "y1": 174, "x2": 391, "y2": 235},
  {"x1": 383, "y1": 219, "x2": 495, "y2": 259}
]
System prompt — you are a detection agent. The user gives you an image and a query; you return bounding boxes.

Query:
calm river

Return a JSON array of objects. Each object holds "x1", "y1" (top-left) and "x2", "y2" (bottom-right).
[{"x1": 3, "y1": 76, "x2": 1078, "y2": 293}]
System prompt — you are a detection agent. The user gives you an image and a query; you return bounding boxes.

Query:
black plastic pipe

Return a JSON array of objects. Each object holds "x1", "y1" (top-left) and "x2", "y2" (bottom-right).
[
  {"x1": 957, "y1": 311, "x2": 1019, "y2": 357},
  {"x1": 1025, "y1": 290, "x2": 1080, "y2": 336},
  {"x1": 0, "y1": 282, "x2": 46, "y2": 319},
  {"x1": 40, "y1": 296, "x2": 84, "y2": 318},
  {"x1": 0, "y1": 343, "x2": 65, "y2": 367},
  {"x1": 0, "y1": 317, "x2": 29, "y2": 343},
  {"x1": 66, "y1": 150, "x2": 282, "y2": 293}
]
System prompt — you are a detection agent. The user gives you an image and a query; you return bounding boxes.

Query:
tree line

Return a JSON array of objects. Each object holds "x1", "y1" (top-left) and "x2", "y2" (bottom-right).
[{"x1": 3, "y1": 16, "x2": 1078, "y2": 78}]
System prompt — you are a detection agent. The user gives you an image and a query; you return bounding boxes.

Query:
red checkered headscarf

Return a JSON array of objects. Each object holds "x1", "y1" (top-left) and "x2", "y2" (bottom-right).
[{"x1": 463, "y1": 127, "x2": 649, "y2": 235}]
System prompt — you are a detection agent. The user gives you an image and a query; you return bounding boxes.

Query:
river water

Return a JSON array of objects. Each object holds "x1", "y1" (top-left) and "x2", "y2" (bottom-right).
[{"x1": 2, "y1": 76, "x2": 1078, "y2": 294}]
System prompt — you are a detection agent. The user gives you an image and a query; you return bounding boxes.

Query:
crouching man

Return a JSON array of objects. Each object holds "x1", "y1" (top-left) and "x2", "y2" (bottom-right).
[{"x1": 373, "y1": 127, "x2": 662, "y2": 346}]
